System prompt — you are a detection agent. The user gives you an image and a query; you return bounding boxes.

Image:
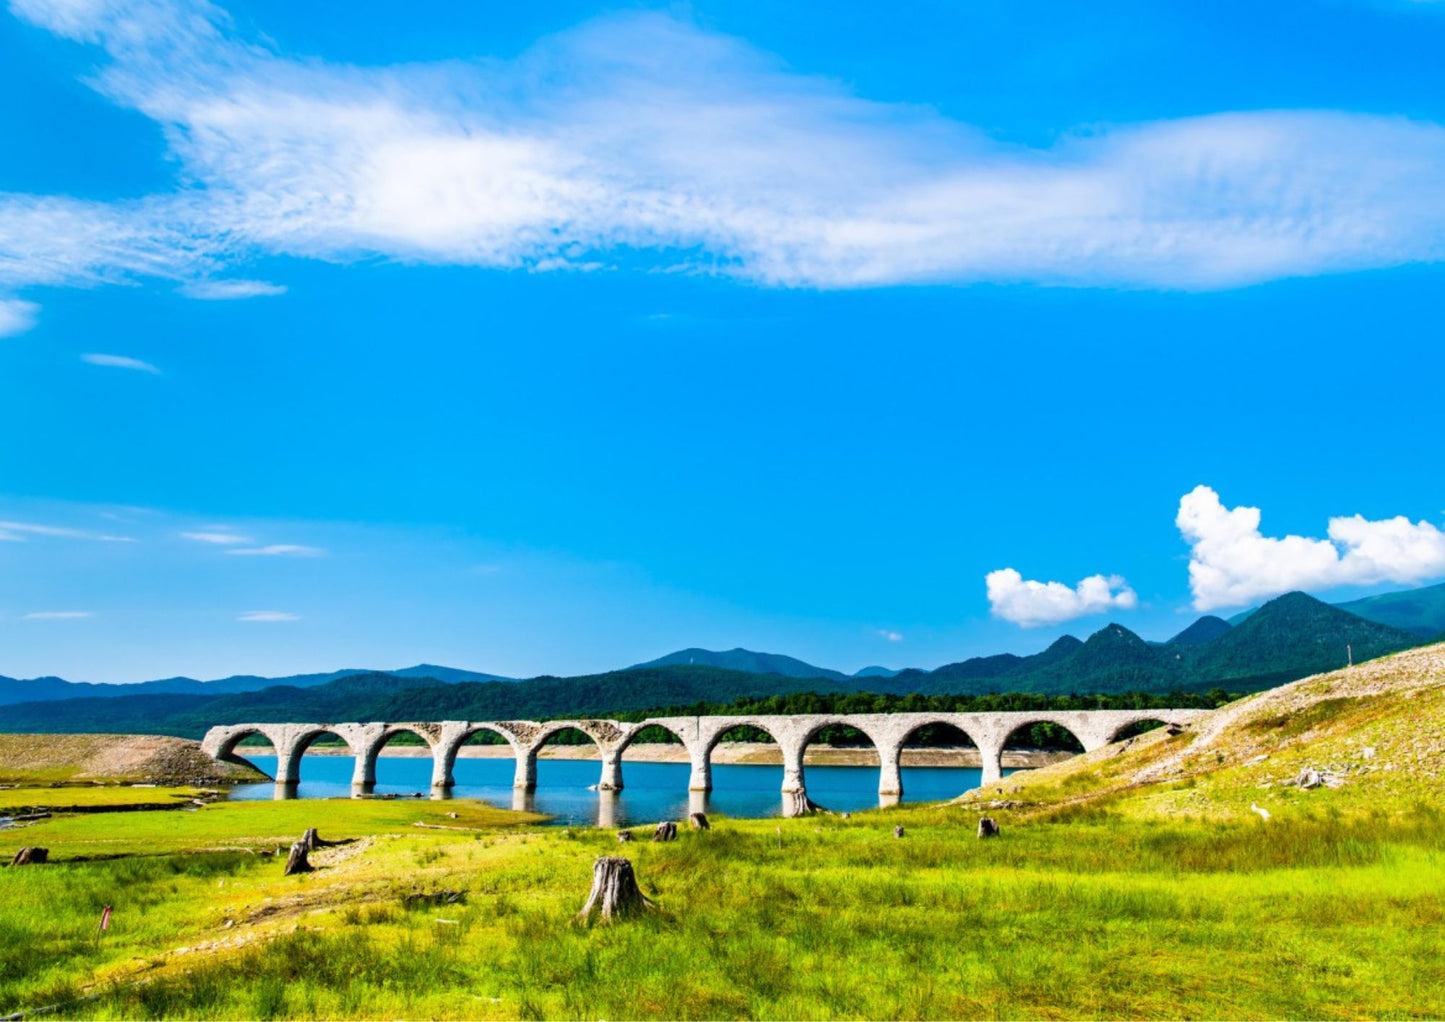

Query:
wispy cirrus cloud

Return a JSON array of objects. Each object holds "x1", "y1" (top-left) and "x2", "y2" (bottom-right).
[
  {"x1": 0, "y1": 298, "x2": 40, "y2": 337},
  {"x1": 226, "y1": 544, "x2": 325, "y2": 557},
  {"x1": 236, "y1": 610, "x2": 299, "y2": 622},
  {"x1": 180, "y1": 530, "x2": 251, "y2": 545},
  {"x1": 1, "y1": 0, "x2": 1444, "y2": 336},
  {"x1": 20, "y1": 610, "x2": 95, "y2": 620},
  {"x1": 179, "y1": 279, "x2": 286, "y2": 300},
  {"x1": 1177, "y1": 485, "x2": 1445, "y2": 610},
  {"x1": 0, "y1": 519, "x2": 136, "y2": 542},
  {"x1": 986, "y1": 567, "x2": 1138, "y2": 627},
  {"x1": 81, "y1": 352, "x2": 162, "y2": 374}
]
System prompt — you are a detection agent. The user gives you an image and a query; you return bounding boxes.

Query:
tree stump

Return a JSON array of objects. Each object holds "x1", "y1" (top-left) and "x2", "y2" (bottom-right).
[
  {"x1": 283, "y1": 841, "x2": 313, "y2": 875},
  {"x1": 977, "y1": 817, "x2": 1000, "y2": 839},
  {"x1": 652, "y1": 821, "x2": 677, "y2": 842},
  {"x1": 9, "y1": 847, "x2": 48, "y2": 866},
  {"x1": 893, "y1": 825, "x2": 905, "y2": 839},
  {"x1": 617, "y1": 829, "x2": 633, "y2": 843},
  {"x1": 689, "y1": 812, "x2": 710, "y2": 831},
  {"x1": 576, "y1": 856, "x2": 655, "y2": 924}
]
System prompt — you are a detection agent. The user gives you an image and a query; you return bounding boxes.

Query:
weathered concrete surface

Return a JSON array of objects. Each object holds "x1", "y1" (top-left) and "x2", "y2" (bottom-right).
[{"x1": 202, "y1": 709, "x2": 1204, "y2": 802}]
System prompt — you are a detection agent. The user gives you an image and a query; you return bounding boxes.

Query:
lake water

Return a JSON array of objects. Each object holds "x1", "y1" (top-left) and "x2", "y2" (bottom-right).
[{"x1": 230, "y1": 754, "x2": 1018, "y2": 826}]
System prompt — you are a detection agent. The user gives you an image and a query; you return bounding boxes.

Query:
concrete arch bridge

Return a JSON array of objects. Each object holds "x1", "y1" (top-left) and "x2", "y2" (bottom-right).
[{"x1": 202, "y1": 709, "x2": 1203, "y2": 803}]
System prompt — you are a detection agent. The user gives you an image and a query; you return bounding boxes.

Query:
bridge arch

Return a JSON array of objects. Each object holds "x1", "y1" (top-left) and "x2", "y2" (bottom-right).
[
  {"x1": 883, "y1": 718, "x2": 983, "y2": 800},
  {"x1": 429, "y1": 722, "x2": 522, "y2": 790}
]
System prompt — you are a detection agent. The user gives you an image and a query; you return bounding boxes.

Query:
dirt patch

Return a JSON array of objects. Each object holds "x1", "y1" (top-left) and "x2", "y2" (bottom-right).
[{"x1": 0, "y1": 734, "x2": 268, "y2": 786}]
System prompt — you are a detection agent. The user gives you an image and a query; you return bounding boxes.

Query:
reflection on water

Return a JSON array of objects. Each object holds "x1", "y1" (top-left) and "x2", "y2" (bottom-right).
[{"x1": 231, "y1": 754, "x2": 1016, "y2": 826}]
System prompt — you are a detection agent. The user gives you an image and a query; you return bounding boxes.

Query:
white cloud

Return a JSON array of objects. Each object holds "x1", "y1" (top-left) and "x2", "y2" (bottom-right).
[
  {"x1": 81, "y1": 353, "x2": 162, "y2": 374},
  {"x1": 1177, "y1": 485, "x2": 1445, "y2": 611},
  {"x1": 0, "y1": 519, "x2": 136, "y2": 542},
  {"x1": 2, "y1": 1, "x2": 1445, "y2": 297},
  {"x1": 180, "y1": 530, "x2": 250, "y2": 545},
  {"x1": 227, "y1": 544, "x2": 325, "y2": 557},
  {"x1": 875, "y1": 629, "x2": 904, "y2": 642},
  {"x1": 21, "y1": 610, "x2": 94, "y2": 620},
  {"x1": 236, "y1": 610, "x2": 299, "y2": 622},
  {"x1": 180, "y1": 279, "x2": 286, "y2": 299},
  {"x1": 986, "y1": 568, "x2": 1138, "y2": 627},
  {"x1": 0, "y1": 299, "x2": 40, "y2": 337}
]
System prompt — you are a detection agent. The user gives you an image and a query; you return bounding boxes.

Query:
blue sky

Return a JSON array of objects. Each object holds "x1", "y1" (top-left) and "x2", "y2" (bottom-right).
[{"x1": 3, "y1": 0, "x2": 1445, "y2": 683}]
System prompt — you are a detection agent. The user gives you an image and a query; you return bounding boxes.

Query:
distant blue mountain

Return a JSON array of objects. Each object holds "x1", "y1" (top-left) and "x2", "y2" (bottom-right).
[
  {"x1": 630, "y1": 647, "x2": 848, "y2": 682},
  {"x1": 0, "y1": 663, "x2": 513, "y2": 706},
  {"x1": 852, "y1": 665, "x2": 899, "y2": 678}
]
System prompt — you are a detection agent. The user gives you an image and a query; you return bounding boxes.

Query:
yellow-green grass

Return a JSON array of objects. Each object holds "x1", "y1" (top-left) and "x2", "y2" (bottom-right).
[
  {"x1": 2, "y1": 795, "x2": 543, "y2": 859},
  {"x1": 2, "y1": 796, "x2": 1445, "y2": 1019},
  {"x1": 0, "y1": 786, "x2": 206, "y2": 812}
]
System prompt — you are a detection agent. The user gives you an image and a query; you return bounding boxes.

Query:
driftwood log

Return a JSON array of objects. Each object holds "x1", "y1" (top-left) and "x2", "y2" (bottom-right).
[
  {"x1": 577, "y1": 856, "x2": 655, "y2": 924},
  {"x1": 977, "y1": 817, "x2": 1000, "y2": 839},
  {"x1": 9, "y1": 847, "x2": 48, "y2": 866},
  {"x1": 893, "y1": 825, "x2": 905, "y2": 839},
  {"x1": 617, "y1": 829, "x2": 633, "y2": 843},
  {"x1": 689, "y1": 812, "x2": 710, "y2": 831},
  {"x1": 283, "y1": 841, "x2": 313, "y2": 875},
  {"x1": 652, "y1": 821, "x2": 678, "y2": 842}
]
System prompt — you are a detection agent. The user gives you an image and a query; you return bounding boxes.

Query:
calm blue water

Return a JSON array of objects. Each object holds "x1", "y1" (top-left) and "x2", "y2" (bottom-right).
[{"x1": 229, "y1": 754, "x2": 1016, "y2": 826}]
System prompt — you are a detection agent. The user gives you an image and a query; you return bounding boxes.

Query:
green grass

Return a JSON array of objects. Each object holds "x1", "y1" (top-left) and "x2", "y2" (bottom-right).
[
  {"x1": 0, "y1": 786, "x2": 205, "y2": 812},
  {"x1": 2, "y1": 792, "x2": 1445, "y2": 1019}
]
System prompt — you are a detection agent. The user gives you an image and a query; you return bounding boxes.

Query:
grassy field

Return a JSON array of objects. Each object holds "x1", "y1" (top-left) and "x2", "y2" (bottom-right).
[{"x1": 1, "y1": 646, "x2": 1443, "y2": 1019}]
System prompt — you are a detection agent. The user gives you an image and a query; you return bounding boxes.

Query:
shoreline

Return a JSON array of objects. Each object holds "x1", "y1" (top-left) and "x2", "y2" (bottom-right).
[{"x1": 287, "y1": 742, "x2": 1070, "y2": 769}]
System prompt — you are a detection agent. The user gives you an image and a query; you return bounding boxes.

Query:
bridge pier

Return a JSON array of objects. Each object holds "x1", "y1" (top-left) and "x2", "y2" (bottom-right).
[
  {"x1": 598, "y1": 746, "x2": 624, "y2": 792},
  {"x1": 688, "y1": 746, "x2": 713, "y2": 792},
  {"x1": 780, "y1": 737, "x2": 806, "y2": 795},
  {"x1": 977, "y1": 738, "x2": 1006, "y2": 787},
  {"x1": 877, "y1": 741, "x2": 904, "y2": 798},
  {"x1": 515, "y1": 746, "x2": 538, "y2": 790}
]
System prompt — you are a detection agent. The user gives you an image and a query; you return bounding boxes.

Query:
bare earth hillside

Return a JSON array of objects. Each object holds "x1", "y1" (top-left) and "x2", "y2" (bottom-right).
[
  {"x1": 963, "y1": 642, "x2": 1445, "y2": 820},
  {"x1": 0, "y1": 733, "x2": 269, "y2": 785}
]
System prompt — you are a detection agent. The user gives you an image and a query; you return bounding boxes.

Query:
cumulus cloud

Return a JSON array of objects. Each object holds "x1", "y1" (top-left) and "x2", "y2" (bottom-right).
[
  {"x1": 226, "y1": 543, "x2": 325, "y2": 557},
  {"x1": 236, "y1": 610, "x2": 299, "y2": 622},
  {"x1": 0, "y1": 0, "x2": 1444, "y2": 301},
  {"x1": 179, "y1": 279, "x2": 286, "y2": 299},
  {"x1": 1178, "y1": 485, "x2": 1445, "y2": 610},
  {"x1": 876, "y1": 629, "x2": 904, "y2": 642},
  {"x1": 81, "y1": 353, "x2": 161, "y2": 373},
  {"x1": 0, "y1": 519, "x2": 136, "y2": 542},
  {"x1": 21, "y1": 610, "x2": 94, "y2": 620},
  {"x1": 180, "y1": 530, "x2": 250, "y2": 544},
  {"x1": 986, "y1": 568, "x2": 1138, "y2": 627},
  {"x1": 0, "y1": 298, "x2": 40, "y2": 337}
]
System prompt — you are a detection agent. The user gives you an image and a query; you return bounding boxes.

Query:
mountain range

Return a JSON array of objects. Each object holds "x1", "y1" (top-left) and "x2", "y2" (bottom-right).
[{"x1": 0, "y1": 589, "x2": 1435, "y2": 739}]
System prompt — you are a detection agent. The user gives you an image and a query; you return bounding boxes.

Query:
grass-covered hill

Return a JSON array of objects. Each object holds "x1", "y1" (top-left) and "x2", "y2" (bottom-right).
[{"x1": 963, "y1": 639, "x2": 1445, "y2": 822}]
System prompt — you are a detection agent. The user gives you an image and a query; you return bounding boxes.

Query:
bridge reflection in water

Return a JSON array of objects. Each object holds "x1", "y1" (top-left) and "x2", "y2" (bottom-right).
[{"x1": 208, "y1": 709, "x2": 1202, "y2": 820}]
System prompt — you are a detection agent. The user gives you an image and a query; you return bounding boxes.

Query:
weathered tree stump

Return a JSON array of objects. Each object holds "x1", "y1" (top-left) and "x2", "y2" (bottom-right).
[
  {"x1": 9, "y1": 847, "x2": 48, "y2": 866},
  {"x1": 893, "y1": 825, "x2": 905, "y2": 839},
  {"x1": 689, "y1": 812, "x2": 710, "y2": 830},
  {"x1": 977, "y1": 817, "x2": 1000, "y2": 839},
  {"x1": 576, "y1": 856, "x2": 655, "y2": 924},
  {"x1": 617, "y1": 829, "x2": 633, "y2": 843},
  {"x1": 300, "y1": 827, "x2": 322, "y2": 851},
  {"x1": 283, "y1": 841, "x2": 313, "y2": 875},
  {"x1": 652, "y1": 821, "x2": 677, "y2": 842}
]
